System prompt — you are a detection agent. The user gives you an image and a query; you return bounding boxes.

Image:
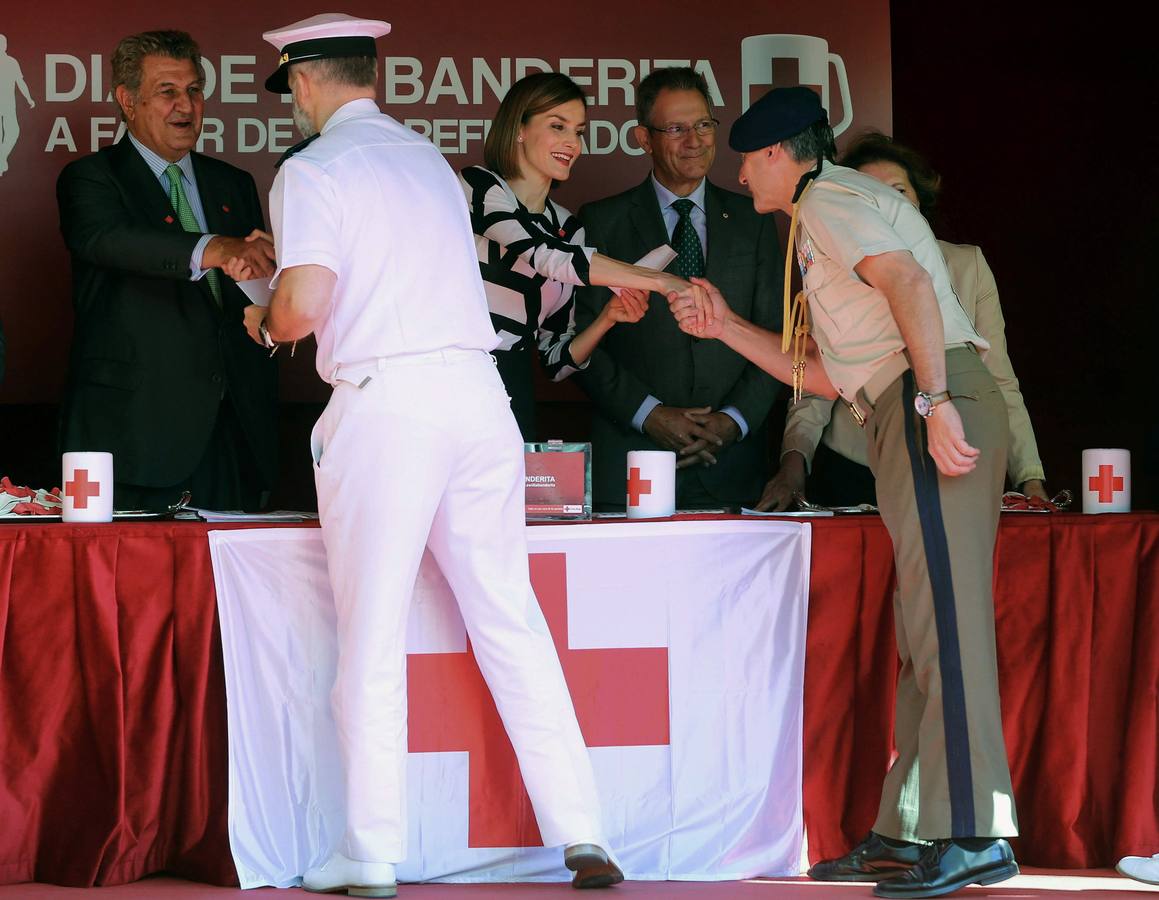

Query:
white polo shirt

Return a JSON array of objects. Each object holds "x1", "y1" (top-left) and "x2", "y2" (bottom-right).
[
  {"x1": 796, "y1": 161, "x2": 987, "y2": 401},
  {"x1": 270, "y1": 99, "x2": 499, "y2": 383}
]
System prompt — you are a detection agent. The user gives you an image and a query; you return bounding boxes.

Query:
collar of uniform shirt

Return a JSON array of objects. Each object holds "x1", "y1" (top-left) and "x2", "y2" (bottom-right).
[
  {"x1": 792, "y1": 157, "x2": 827, "y2": 203},
  {"x1": 320, "y1": 97, "x2": 381, "y2": 135}
]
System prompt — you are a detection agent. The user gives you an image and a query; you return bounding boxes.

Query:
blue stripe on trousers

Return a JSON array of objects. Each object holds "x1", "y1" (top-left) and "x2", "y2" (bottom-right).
[{"x1": 900, "y1": 370, "x2": 976, "y2": 837}]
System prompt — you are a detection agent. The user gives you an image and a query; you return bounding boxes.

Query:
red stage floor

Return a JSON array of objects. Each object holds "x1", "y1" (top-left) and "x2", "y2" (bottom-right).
[{"x1": 1, "y1": 870, "x2": 1156, "y2": 898}]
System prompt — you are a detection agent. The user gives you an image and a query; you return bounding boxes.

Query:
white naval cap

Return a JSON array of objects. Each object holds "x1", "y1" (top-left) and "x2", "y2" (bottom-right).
[{"x1": 262, "y1": 12, "x2": 390, "y2": 94}]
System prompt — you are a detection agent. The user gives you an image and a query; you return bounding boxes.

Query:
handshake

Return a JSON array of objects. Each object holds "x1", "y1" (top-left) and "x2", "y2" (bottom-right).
[
  {"x1": 204, "y1": 229, "x2": 278, "y2": 282},
  {"x1": 203, "y1": 230, "x2": 280, "y2": 348},
  {"x1": 662, "y1": 276, "x2": 730, "y2": 340}
]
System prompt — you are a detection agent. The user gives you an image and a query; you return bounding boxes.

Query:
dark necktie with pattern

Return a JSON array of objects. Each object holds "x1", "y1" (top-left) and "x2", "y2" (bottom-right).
[
  {"x1": 164, "y1": 163, "x2": 221, "y2": 307},
  {"x1": 670, "y1": 198, "x2": 705, "y2": 279}
]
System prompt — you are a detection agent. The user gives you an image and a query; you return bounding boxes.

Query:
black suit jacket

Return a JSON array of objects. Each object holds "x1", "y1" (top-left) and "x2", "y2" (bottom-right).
[
  {"x1": 56, "y1": 138, "x2": 277, "y2": 489},
  {"x1": 575, "y1": 177, "x2": 783, "y2": 508}
]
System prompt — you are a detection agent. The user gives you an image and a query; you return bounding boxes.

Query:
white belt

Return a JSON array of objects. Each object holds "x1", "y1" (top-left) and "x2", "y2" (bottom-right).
[{"x1": 329, "y1": 348, "x2": 487, "y2": 387}]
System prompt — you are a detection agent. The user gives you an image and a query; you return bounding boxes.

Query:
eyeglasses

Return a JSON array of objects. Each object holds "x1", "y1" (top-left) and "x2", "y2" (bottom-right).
[{"x1": 646, "y1": 118, "x2": 719, "y2": 139}]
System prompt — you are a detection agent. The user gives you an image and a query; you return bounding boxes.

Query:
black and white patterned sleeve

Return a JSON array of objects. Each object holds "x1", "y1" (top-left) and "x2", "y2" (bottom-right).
[
  {"x1": 536, "y1": 216, "x2": 588, "y2": 381},
  {"x1": 460, "y1": 166, "x2": 594, "y2": 285}
]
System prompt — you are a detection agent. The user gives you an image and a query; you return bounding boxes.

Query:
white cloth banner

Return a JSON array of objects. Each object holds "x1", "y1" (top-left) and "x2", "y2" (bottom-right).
[{"x1": 209, "y1": 519, "x2": 811, "y2": 888}]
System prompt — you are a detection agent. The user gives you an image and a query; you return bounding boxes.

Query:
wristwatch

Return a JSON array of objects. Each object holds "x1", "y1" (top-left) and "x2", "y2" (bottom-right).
[
  {"x1": 914, "y1": 390, "x2": 952, "y2": 418},
  {"x1": 258, "y1": 316, "x2": 275, "y2": 350}
]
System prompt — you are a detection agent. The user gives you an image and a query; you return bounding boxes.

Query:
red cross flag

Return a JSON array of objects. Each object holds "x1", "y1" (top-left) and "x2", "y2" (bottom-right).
[
  {"x1": 61, "y1": 452, "x2": 114, "y2": 522},
  {"x1": 1081, "y1": 448, "x2": 1131, "y2": 513},
  {"x1": 209, "y1": 520, "x2": 813, "y2": 887}
]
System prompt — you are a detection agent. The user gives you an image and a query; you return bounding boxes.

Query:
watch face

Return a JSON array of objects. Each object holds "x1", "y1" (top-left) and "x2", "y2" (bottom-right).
[{"x1": 914, "y1": 393, "x2": 932, "y2": 417}]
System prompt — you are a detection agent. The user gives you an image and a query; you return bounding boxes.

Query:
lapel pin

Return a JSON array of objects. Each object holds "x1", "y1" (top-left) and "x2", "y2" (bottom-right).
[
  {"x1": 164, "y1": 215, "x2": 174, "y2": 224},
  {"x1": 222, "y1": 204, "x2": 230, "y2": 213}
]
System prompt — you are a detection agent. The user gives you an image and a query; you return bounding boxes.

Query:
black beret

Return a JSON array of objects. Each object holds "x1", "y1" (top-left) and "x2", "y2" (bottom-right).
[{"x1": 729, "y1": 87, "x2": 828, "y2": 152}]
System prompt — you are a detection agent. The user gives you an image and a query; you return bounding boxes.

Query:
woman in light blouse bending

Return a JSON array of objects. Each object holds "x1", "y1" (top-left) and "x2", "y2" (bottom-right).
[
  {"x1": 758, "y1": 131, "x2": 1048, "y2": 510},
  {"x1": 462, "y1": 72, "x2": 693, "y2": 439}
]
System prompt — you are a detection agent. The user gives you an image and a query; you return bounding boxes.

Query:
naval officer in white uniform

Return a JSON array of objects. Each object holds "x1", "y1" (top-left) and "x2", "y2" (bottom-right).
[{"x1": 238, "y1": 13, "x2": 625, "y2": 896}]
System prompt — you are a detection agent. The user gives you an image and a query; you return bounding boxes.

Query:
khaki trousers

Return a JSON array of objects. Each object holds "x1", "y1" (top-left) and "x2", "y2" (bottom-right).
[{"x1": 863, "y1": 347, "x2": 1019, "y2": 840}]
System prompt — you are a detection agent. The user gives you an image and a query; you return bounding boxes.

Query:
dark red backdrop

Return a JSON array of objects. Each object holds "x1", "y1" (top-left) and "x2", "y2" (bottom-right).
[
  {"x1": 887, "y1": 0, "x2": 1156, "y2": 506},
  {"x1": 0, "y1": 1, "x2": 890, "y2": 405}
]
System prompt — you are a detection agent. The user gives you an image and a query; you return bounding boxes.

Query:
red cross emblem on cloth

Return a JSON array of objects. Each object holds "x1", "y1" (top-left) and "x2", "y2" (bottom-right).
[
  {"x1": 1089, "y1": 464, "x2": 1125, "y2": 503},
  {"x1": 407, "y1": 552, "x2": 670, "y2": 847},
  {"x1": 626, "y1": 467, "x2": 652, "y2": 507},
  {"x1": 65, "y1": 468, "x2": 101, "y2": 509}
]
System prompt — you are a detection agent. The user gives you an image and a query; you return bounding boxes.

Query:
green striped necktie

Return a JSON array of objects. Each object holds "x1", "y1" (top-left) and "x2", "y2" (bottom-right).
[{"x1": 164, "y1": 163, "x2": 221, "y2": 307}]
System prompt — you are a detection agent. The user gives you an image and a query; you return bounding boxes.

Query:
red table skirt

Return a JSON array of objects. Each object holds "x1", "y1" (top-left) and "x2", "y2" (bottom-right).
[{"x1": 1, "y1": 513, "x2": 1156, "y2": 886}]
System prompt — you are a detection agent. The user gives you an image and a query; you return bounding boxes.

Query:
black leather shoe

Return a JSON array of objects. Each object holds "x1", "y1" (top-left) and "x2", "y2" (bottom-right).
[
  {"x1": 808, "y1": 833, "x2": 927, "y2": 882},
  {"x1": 873, "y1": 838, "x2": 1018, "y2": 897}
]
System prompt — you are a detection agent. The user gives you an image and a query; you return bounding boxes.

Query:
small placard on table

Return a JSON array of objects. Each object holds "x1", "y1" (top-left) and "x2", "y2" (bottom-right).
[{"x1": 524, "y1": 441, "x2": 591, "y2": 521}]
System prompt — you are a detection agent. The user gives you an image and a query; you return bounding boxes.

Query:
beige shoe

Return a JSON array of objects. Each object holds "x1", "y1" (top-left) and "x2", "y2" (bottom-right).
[
  {"x1": 564, "y1": 843, "x2": 624, "y2": 889},
  {"x1": 1117, "y1": 855, "x2": 1159, "y2": 885},
  {"x1": 303, "y1": 851, "x2": 397, "y2": 897}
]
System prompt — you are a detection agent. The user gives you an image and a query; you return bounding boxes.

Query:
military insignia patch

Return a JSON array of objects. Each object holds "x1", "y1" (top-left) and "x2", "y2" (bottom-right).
[{"x1": 796, "y1": 239, "x2": 816, "y2": 279}]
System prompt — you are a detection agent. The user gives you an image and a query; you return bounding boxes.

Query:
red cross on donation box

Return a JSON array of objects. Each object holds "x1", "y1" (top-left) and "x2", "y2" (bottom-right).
[
  {"x1": 407, "y1": 552, "x2": 670, "y2": 848},
  {"x1": 65, "y1": 468, "x2": 101, "y2": 509},
  {"x1": 1089, "y1": 465, "x2": 1124, "y2": 503},
  {"x1": 626, "y1": 467, "x2": 651, "y2": 507}
]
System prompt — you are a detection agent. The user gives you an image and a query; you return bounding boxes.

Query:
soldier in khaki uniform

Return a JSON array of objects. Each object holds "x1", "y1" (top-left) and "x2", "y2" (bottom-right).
[
  {"x1": 667, "y1": 88, "x2": 1019, "y2": 898},
  {"x1": 759, "y1": 134, "x2": 1046, "y2": 512}
]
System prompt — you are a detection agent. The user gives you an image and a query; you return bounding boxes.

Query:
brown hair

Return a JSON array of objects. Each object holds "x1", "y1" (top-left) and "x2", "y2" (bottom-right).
[
  {"x1": 839, "y1": 130, "x2": 942, "y2": 219},
  {"x1": 484, "y1": 72, "x2": 587, "y2": 180}
]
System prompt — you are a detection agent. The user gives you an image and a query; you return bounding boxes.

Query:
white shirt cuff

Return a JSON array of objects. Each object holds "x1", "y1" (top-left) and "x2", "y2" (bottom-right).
[
  {"x1": 190, "y1": 234, "x2": 216, "y2": 280},
  {"x1": 632, "y1": 395, "x2": 663, "y2": 433},
  {"x1": 719, "y1": 406, "x2": 748, "y2": 440}
]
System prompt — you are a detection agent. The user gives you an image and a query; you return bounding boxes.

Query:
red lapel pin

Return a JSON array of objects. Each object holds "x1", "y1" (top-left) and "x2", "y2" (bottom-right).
[
  {"x1": 222, "y1": 204, "x2": 230, "y2": 213},
  {"x1": 164, "y1": 215, "x2": 174, "y2": 224}
]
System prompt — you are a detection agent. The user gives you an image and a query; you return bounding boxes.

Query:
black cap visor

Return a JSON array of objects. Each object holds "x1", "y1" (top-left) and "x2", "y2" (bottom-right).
[{"x1": 264, "y1": 36, "x2": 377, "y2": 93}]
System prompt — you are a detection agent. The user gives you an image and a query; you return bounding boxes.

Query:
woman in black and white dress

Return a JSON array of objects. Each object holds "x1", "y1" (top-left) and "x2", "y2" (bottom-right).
[{"x1": 462, "y1": 72, "x2": 692, "y2": 439}]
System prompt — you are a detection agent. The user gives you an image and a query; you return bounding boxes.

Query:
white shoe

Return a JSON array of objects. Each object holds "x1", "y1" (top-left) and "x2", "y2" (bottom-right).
[
  {"x1": 303, "y1": 851, "x2": 397, "y2": 897},
  {"x1": 1117, "y1": 855, "x2": 1159, "y2": 885}
]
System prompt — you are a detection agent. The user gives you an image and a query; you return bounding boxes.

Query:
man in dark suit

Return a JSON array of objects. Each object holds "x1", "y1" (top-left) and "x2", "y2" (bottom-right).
[
  {"x1": 57, "y1": 30, "x2": 278, "y2": 511},
  {"x1": 575, "y1": 67, "x2": 782, "y2": 510}
]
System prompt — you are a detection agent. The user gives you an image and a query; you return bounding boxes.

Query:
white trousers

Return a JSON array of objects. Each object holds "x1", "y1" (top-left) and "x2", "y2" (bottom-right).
[{"x1": 310, "y1": 350, "x2": 605, "y2": 863}]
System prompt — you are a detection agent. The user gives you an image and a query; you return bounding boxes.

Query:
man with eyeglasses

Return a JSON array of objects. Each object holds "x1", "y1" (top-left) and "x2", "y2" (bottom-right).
[
  {"x1": 56, "y1": 30, "x2": 279, "y2": 512},
  {"x1": 575, "y1": 66, "x2": 782, "y2": 511}
]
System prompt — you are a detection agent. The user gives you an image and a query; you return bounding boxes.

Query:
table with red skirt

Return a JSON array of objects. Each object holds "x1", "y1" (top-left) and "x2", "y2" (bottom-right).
[{"x1": 0, "y1": 513, "x2": 1155, "y2": 886}]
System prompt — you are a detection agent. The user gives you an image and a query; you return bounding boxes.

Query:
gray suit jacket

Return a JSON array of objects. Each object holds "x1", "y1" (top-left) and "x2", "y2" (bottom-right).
[{"x1": 575, "y1": 176, "x2": 783, "y2": 507}]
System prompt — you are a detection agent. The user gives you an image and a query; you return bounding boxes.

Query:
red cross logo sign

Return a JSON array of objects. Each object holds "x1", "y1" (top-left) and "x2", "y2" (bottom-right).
[
  {"x1": 1089, "y1": 464, "x2": 1125, "y2": 503},
  {"x1": 65, "y1": 468, "x2": 101, "y2": 509},
  {"x1": 407, "y1": 552, "x2": 670, "y2": 848}
]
